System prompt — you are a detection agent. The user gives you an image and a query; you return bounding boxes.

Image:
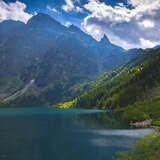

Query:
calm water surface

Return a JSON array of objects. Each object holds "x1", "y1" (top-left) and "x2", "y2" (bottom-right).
[{"x1": 0, "y1": 108, "x2": 152, "y2": 160}]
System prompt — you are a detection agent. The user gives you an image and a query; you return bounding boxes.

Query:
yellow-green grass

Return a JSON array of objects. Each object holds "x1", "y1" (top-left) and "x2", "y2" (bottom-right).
[{"x1": 51, "y1": 100, "x2": 76, "y2": 109}]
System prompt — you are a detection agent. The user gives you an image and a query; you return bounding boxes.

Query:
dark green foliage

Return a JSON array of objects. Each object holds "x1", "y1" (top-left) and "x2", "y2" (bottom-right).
[
  {"x1": 116, "y1": 133, "x2": 160, "y2": 160},
  {"x1": 121, "y1": 97, "x2": 160, "y2": 124},
  {"x1": 74, "y1": 48, "x2": 160, "y2": 110}
]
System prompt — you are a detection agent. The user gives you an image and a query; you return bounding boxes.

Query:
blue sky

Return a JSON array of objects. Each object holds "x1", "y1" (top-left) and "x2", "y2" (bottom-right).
[{"x1": 1, "y1": 0, "x2": 160, "y2": 49}]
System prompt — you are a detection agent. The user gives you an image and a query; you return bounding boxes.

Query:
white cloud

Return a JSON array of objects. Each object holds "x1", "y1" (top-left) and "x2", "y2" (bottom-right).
[
  {"x1": 139, "y1": 20, "x2": 155, "y2": 28},
  {"x1": 84, "y1": 1, "x2": 132, "y2": 23},
  {"x1": 62, "y1": 0, "x2": 75, "y2": 12},
  {"x1": 62, "y1": 0, "x2": 83, "y2": 13},
  {"x1": 47, "y1": 5, "x2": 59, "y2": 13},
  {"x1": 84, "y1": 0, "x2": 160, "y2": 24},
  {"x1": 82, "y1": 0, "x2": 160, "y2": 49},
  {"x1": 140, "y1": 38, "x2": 160, "y2": 49},
  {"x1": 0, "y1": 0, "x2": 34, "y2": 23},
  {"x1": 75, "y1": 6, "x2": 83, "y2": 13},
  {"x1": 64, "y1": 21, "x2": 72, "y2": 27},
  {"x1": 82, "y1": 19, "x2": 103, "y2": 41},
  {"x1": 129, "y1": 0, "x2": 160, "y2": 7}
]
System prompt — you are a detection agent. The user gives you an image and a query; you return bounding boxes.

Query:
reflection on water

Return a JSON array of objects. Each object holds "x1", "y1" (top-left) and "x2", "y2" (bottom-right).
[
  {"x1": 0, "y1": 108, "x2": 152, "y2": 160},
  {"x1": 87, "y1": 129, "x2": 152, "y2": 148},
  {"x1": 85, "y1": 128, "x2": 153, "y2": 138}
]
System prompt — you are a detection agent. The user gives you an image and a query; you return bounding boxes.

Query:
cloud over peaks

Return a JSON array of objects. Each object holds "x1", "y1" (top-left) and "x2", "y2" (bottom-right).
[
  {"x1": 0, "y1": 0, "x2": 34, "y2": 23},
  {"x1": 62, "y1": 0, "x2": 83, "y2": 13},
  {"x1": 82, "y1": 0, "x2": 160, "y2": 49}
]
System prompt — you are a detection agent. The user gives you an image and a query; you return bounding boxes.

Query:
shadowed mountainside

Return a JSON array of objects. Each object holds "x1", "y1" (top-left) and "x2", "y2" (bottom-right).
[{"x1": 0, "y1": 13, "x2": 140, "y2": 106}]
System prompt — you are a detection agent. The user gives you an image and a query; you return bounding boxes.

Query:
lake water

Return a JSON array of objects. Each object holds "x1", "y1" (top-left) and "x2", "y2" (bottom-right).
[{"x1": 0, "y1": 108, "x2": 152, "y2": 160}]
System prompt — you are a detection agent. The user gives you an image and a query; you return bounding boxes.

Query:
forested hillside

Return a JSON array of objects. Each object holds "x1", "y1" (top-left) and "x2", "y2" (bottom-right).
[{"x1": 63, "y1": 48, "x2": 160, "y2": 124}]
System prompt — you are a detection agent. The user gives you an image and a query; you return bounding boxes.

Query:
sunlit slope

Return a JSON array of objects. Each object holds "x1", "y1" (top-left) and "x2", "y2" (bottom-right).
[{"x1": 62, "y1": 48, "x2": 160, "y2": 124}]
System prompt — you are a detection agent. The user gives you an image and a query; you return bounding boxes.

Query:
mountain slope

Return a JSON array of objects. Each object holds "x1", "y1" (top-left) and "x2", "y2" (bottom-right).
[
  {"x1": 64, "y1": 48, "x2": 160, "y2": 124},
  {"x1": 0, "y1": 13, "x2": 139, "y2": 106}
]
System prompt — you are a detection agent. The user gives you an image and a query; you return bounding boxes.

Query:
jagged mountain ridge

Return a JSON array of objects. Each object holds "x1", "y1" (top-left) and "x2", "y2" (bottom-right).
[{"x1": 0, "y1": 13, "x2": 139, "y2": 106}]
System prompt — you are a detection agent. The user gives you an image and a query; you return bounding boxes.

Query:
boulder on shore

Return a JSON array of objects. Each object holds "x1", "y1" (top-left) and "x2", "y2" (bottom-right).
[{"x1": 130, "y1": 119, "x2": 152, "y2": 128}]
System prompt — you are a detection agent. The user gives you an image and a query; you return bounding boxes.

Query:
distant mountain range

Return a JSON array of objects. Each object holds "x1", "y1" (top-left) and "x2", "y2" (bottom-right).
[{"x1": 0, "y1": 13, "x2": 142, "y2": 106}]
